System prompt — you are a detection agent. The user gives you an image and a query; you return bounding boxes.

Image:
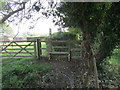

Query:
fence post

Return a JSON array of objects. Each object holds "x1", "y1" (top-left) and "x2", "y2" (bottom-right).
[
  {"x1": 68, "y1": 40, "x2": 71, "y2": 61},
  {"x1": 49, "y1": 38, "x2": 52, "y2": 52},
  {"x1": 34, "y1": 41, "x2": 37, "y2": 58},
  {"x1": 37, "y1": 39, "x2": 42, "y2": 59},
  {"x1": 49, "y1": 28, "x2": 52, "y2": 52}
]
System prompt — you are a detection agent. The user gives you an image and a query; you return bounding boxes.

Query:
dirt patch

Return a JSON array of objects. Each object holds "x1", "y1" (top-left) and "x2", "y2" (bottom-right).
[{"x1": 36, "y1": 58, "x2": 84, "y2": 88}]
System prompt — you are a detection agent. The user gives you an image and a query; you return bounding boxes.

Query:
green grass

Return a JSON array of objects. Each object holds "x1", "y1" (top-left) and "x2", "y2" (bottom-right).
[
  {"x1": 2, "y1": 57, "x2": 53, "y2": 88},
  {"x1": 41, "y1": 42, "x2": 47, "y2": 56}
]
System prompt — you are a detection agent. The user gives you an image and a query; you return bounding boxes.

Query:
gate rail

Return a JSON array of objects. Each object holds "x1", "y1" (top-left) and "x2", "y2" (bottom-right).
[{"x1": 1, "y1": 40, "x2": 37, "y2": 58}]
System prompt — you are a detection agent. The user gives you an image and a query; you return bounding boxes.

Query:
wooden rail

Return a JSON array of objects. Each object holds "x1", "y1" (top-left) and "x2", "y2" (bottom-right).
[
  {"x1": 1, "y1": 40, "x2": 37, "y2": 58},
  {"x1": 1, "y1": 38, "x2": 82, "y2": 60},
  {"x1": 48, "y1": 40, "x2": 71, "y2": 61}
]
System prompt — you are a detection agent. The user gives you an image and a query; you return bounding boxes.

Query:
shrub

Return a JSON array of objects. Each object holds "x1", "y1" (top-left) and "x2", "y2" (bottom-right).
[{"x1": 98, "y1": 47, "x2": 120, "y2": 88}]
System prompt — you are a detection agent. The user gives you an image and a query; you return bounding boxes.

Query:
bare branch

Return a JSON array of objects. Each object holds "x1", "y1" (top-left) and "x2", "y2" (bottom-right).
[{"x1": 0, "y1": 2, "x2": 26, "y2": 24}]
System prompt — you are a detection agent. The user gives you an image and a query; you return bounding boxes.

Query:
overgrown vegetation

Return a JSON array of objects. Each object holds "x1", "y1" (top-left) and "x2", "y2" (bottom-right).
[
  {"x1": 54, "y1": 2, "x2": 120, "y2": 88},
  {"x1": 2, "y1": 57, "x2": 53, "y2": 88},
  {"x1": 98, "y1": 47, "x2": 120, "y2": 88}
]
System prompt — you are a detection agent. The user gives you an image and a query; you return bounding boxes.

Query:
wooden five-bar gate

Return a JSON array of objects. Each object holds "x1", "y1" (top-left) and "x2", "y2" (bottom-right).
[{"x1": 1, "y1": 40, "x2": 37, "y2": 58}]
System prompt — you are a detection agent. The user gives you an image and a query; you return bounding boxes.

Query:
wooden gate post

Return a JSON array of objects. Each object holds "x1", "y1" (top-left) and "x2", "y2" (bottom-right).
[
  {"x1": 37, "y1": 39, "x2": 42, "y2": 59},
  {"x1": 49, "y1": 28, "x2": 52, "y2": 52},
  {"x1": 68, "y1": 40, "x2": 71, "y2": 61},
  {"x1": 34, "y1": 41, "x2": 37, "y2": 58}
]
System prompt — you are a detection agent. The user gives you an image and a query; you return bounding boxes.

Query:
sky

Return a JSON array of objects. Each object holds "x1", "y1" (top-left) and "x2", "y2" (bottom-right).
[
  {"x1": 7, "y1": 0, "x2": 62, "y2": 37},
  {"x1": 9, "y1": 17, "x2": 60, "y2": 36}
]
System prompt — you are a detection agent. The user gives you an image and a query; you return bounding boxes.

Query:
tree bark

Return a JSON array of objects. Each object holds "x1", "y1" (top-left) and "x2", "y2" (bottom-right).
[
  {"x1": 81, "y1": 30, "x2": 100, "y2": 88},
  {"x1": 81, "y1": 31, "x2": 93, "y2": 87},
  {"x1": 92, "y1": 49, "x2": 99, "y2": 88}
]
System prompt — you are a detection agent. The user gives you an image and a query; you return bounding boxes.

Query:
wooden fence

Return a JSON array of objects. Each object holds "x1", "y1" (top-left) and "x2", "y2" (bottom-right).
[
  {"x1": 48, "y1": 40, "x2": 71, "y2": 60},
  {"x1": 48, "y1": 40, "x2": 82, "y2": 60},
  {"x1": 1, "y1": 38, "x2": 82, "y2": 60},
  {"x1": 1, "y1": 40, "x2": 37, "y2": 58}
]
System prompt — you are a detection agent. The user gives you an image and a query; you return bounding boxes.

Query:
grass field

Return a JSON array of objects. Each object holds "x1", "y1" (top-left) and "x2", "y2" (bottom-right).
[
  {"x1": 41, "y1": 42, "x2": 47, "y2": 55},
  {"x1": 2, "y1": 57, "x2": 53, "y2": 88},
  {"x1": 1, "y1": 41, "x2": 50, "y2": 88}
]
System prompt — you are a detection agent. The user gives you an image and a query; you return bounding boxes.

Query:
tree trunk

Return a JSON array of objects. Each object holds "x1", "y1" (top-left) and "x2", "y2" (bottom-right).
[
  {"x1": 81, "y1": 31, "x2": 93, "y2": 68},
  {"x1": 92, "y1": 49, "x2": 99, "y2": 88},
  {"x1": 81, "y1": 31, "x2": 99, "y2": 88},
  {"x1": 81, "y1": 31, "x2": 93, "y2": 87}
]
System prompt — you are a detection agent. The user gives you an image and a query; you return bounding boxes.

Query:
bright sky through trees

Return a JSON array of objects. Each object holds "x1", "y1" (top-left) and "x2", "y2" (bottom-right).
[
  {"x1": 9, "y1": 17, "x2": 59, "y2": 36},
  {"x1": 0, "y1": 0, "x2": 62, "y2": 36},
  {"x1": 8, "y1": 0, "x2": 59, "y2": 36}
]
